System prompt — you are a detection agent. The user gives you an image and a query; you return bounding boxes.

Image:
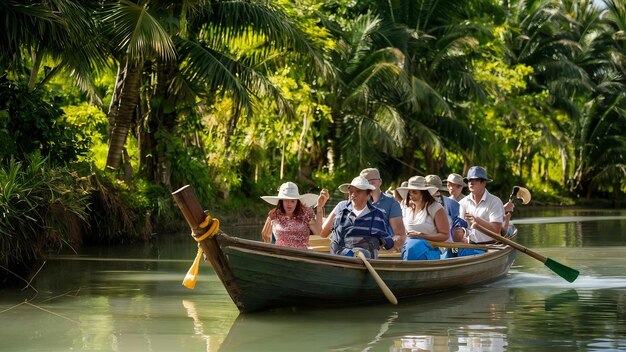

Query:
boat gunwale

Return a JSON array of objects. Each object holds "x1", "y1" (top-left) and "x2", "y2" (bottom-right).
[{"x1": 216, "y1": 232, "x2": 515, "y2": 272}]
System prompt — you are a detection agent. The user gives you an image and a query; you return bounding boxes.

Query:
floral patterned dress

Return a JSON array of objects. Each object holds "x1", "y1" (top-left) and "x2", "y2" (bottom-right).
[{"x1": 268, "y1": 207, "x2": 315, "y2": 249}]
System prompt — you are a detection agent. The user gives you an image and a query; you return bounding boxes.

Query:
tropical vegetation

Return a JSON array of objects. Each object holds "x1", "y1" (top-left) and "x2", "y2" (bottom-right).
[{"x1": 0, "y1": 0, "x2": 624, "y2": 280}]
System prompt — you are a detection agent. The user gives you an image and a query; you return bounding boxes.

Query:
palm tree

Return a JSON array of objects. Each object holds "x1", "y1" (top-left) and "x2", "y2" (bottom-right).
[
  {"x1": 319, "y1": 12, "x2": 413, "y2": 176},
  {"x1": 100, "y1": 0, "x2": 176, "y2": 173},
  {"x1": 374, "y1": 0, "x2": 491, "y2": 174},
  {"x1": 100, "y1": 0, "x2": 326, "y2": 187},
  {"x1": 567, "y1": 0, "x2": 626, "y2": 197},
  {"x1": 0, "y1": 0, "x2": 105, "y2": 103}
]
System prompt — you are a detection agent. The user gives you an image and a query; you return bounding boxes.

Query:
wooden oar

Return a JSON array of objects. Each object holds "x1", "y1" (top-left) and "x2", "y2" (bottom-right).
[
  {"x1": 355, "y1": 250, "x2": 398, "y2": 305},
  {"x1": 473, "y1": 223, "x2": 579, "y2": 283},
  {"x1": 507, "y1": 186, "x2": 531, "y2": 212},
  {"x1": 428, "y1": 241, "x2": 494, "y2": 250}
]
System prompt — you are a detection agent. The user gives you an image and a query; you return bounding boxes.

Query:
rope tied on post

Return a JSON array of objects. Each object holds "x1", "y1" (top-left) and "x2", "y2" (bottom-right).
[{"x1": 182, "y1": 214, "x2": 220, "y2": 289}]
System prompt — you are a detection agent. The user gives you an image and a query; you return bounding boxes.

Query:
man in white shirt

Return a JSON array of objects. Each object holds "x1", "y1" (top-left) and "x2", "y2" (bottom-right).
[{"x1": 454, "y1": 166, "x2": 504, "y2": 244}]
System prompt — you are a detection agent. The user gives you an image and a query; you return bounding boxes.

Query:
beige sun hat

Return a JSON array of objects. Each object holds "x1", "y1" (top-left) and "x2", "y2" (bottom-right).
[
  {"x1": 396, "y1": 176, "x2": 438, "y2": 199},
  {"x1": 425, "y1": 174, "x2": 448, "y2": 192},
  {"x1": 360, "y1": 168, "x2": 381, "y2": 180},
  {"x1": 261, "y1": 182, "x2": 319, "y2": 207},
  {"x1": 338, "y1": 176, "x2": 376, "y2": 193},
  {"x1": 446, "y1": 173, "x2": 467, "y2": 187}
]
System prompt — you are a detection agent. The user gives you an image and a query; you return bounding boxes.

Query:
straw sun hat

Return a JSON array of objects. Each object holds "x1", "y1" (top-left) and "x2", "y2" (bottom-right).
[
  {"x1": 338, "y1": 176, "x2": 376, "y2": 193},
  {"x1": 261, "y1": 182, "x2": 319, "y2": 207},
  {"x1": 396, "y1": 176, "x2": 438, "y2": 199}
]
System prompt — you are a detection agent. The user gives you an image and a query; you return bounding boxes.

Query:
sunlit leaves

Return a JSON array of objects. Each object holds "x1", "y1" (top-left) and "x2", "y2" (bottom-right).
[{"x1": 101, "y1": 0, "x2": 177, "y2": 63}]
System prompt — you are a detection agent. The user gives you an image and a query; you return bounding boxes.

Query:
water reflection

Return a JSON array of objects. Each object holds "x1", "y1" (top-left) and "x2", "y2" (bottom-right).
[
  {"x1": 544, "y1": 289, "x2": 579, "y2": 311},
  {"x1": 216, "y1": 288, "x2": 513, "y2": 351}
]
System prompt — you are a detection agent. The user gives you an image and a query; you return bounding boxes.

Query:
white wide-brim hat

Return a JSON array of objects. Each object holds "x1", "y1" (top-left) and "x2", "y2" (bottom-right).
[
  {"x1": 396, "y1": 176, "x2": 438, "y2": 199},
  {"x1": 261, "y1": 182, "x2": 319, "y2": 207},
  {"x1": 338, "y1": 176, "x2": 376, "y2": 193},
  {"x1": 446, "y1": 173, "x2": 467, "y2": 187}
]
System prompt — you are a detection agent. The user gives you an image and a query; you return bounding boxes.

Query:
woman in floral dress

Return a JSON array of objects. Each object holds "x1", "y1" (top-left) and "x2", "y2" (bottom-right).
[{"x1": 261, "y1": 182, "x2": 329, "y2": 249}]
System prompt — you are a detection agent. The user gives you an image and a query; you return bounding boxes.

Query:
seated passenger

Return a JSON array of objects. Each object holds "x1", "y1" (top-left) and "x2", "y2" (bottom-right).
[
  {"x1": 261, "y1": 182, "x2": 329, "y2": 249},
  {"x1": 320, "y1": 176, "x2": 394, "y2": 259},
  {"x1": 396, "y1": 176, "x2": 450, "y2": 260},
  {"x1": 501, "y1": 200, "x2": 516, "y2": 237},
  {"x1": 446, "y1": 173, "x2": 467, "y2": 202},
  {"x1": 453, "y1": 166, "x2": 504, "y2": 257},
  {"x1": 425, "y1": 174, "x2": 462, "y2": 231},
  {"x1": 360, "y1": 168, "x2": 406, "y2": 249}
]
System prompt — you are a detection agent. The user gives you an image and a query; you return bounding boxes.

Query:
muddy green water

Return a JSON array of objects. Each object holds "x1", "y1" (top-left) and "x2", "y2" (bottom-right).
[{"x1": 1, "y1": 208, "x2": 625, "y2": 351}]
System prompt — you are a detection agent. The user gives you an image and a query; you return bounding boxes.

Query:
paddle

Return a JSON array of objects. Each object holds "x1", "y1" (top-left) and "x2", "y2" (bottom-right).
[
  {"x1": 355, "y1": 250, "x2": 398, "y2": 305},
  {"x1": 473, "y1": 223, "x2": 579, "y2": 283},
  {"x1": 428, "y1": 241, "x2": 494, "y2": 250},
  {"x1": 508, "y1": 186, "x2": 531, "y2": 206}
]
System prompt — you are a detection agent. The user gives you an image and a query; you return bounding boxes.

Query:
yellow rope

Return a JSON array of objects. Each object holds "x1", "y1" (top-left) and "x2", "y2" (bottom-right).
[{"x1": 182, "y1": 214, "x2": 220, "y2": 289}]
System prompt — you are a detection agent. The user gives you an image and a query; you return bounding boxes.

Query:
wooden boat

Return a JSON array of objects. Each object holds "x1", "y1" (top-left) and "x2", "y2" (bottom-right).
[{"x1": 173, "y1": 185, "x2": 517, "y2": 313}]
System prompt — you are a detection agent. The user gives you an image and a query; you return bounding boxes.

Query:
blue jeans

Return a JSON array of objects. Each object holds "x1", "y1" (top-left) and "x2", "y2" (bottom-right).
[{"x1": 402, "y1": 238, "x2": 440, "y2": 260}]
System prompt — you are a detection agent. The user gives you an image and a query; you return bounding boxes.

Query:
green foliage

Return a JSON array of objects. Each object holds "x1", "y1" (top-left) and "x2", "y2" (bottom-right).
[
  {"x1": 63, "y1": 103, "x2": 109, "y2": 143},
  {"x1": 0, "y1": 77, "x2": 91, "y2": 165},
  {"x1": 0, "y1": 154, "x2": 90, "y2": 279},
  {"x1": 85, "y1": 170, "x2": 156, "y2": 244}
]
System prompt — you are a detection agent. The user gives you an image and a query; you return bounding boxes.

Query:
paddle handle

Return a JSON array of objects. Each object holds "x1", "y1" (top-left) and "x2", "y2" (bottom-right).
[
  {"x1": 356, "y1": 251, "x2": 398, "y2": 305},
  {"x1": 473, "y1": 223, "x2": 548, "y2": 263}
]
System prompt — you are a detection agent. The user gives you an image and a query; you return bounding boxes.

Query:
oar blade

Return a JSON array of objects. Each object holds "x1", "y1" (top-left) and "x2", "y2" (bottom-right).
[
  {"x1": 545, "y1": 257, "x2": 579, "y2": 283},
  {"x1": 516, "y1": 186, "x2": 532, "y2": 204}
]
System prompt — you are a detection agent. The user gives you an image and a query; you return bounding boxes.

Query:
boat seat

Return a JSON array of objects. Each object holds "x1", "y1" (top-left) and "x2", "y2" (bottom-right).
[{"x1": 309, "y1": 235, "x2": 402, "y2": 257}]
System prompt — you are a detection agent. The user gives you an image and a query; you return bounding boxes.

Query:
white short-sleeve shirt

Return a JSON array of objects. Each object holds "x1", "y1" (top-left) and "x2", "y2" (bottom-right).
[{"x1": 459, "y1": 189, "x2": 504, "y2": 243}]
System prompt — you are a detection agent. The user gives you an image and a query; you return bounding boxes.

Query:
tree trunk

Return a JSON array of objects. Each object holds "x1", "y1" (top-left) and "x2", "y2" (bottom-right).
[
  {"x1": 139, "y1": 59, "x2": 177, "y2": 186},
  {"x1": 28, "y1": 46, "x2": 45, "y2": 92},
  {"x1": 106, "y1": 59, "x2": 142, "y2": 169}
]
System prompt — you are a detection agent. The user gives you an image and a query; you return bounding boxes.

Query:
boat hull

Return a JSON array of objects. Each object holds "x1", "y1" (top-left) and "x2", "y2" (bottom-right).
[
  {"x1": 207, "y1": 233, "x2": 516, "y2": 313},
  {"x1": 171, "y1": 185, "x2": 516, "y2": 313}
]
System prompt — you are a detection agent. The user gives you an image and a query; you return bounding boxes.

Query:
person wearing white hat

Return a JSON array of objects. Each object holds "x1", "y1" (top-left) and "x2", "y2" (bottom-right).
[
  {"x1": 446, "y1": 173, "x2": 467, "y2": 202},
  {"x1": 426, "y1": 174, "x2": 461, "y2": 226},
  {"x1": 320, "y1": 176, "x2": 394, "y2": 259},
  {"x1": 453, "y1": 166, "x2": 504, "y2": 250},
  {"x1": 261, "y1": 182, "x2": 329, "y2": 249},
  {"x1": 396, "y1": 176, "x2": 450, "y2": 260}
]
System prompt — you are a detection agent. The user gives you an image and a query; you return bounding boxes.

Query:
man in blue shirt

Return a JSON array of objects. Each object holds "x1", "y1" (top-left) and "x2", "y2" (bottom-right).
[{"x1": 360, "y1": 168, "x2": 406, "y2": 250}]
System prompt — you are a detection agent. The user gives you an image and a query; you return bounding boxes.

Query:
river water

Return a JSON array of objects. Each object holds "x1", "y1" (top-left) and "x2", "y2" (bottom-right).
[{"x1": 1, "y1": 207, "x2": 625, "y2": 351}]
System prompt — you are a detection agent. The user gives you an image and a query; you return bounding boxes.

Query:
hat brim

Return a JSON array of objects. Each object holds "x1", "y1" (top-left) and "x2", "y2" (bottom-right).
[
  {"x1": 261, "y1": 193, "x2": 319, "y2": 207},
  {"x1": 463, "y1": 177, "x2": 493, "y2": 183},
  {"x1": 446, "y1": 180, "x2": 468, "y2": 187},
  {"x1": 338, "y1": 183, "x2": 375, "y2": 193},
  {"x1": 396, "y1": 186, "x2": 438, "y2": 199}
]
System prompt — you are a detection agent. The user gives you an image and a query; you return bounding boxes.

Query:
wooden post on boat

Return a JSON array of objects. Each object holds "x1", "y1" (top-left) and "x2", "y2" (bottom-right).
[
  {"x1": 172, "y1": 185, "x2": 243, "y2": 305},
  {"x1": 172, "y1": 185, "x2": 212, "y2": 261}
]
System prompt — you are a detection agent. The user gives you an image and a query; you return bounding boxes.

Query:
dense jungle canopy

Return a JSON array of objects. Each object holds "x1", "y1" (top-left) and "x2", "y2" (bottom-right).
[{"x1": 0, "y1": 0, "x2": 625, "y2": 275}]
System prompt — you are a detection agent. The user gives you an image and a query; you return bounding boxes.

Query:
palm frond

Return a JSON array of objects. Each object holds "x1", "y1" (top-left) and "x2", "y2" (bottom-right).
[
  {"x1": 176, "y1": 37, "x2": 293, "y2": 120},
  {"x1": 102, "y1": 0, "x2": 176, "y2": 63},
  {"x1": 410, "y1": 76, "x2": 453, "y2": 117},
  {"x1": 205, "y1": 0, "x2": 326, "y2": 75}
]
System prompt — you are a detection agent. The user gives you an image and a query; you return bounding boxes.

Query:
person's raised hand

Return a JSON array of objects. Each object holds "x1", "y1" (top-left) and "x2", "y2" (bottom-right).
[{"x1": 317, "y1": 188, "x2": 329, "y2": 208}]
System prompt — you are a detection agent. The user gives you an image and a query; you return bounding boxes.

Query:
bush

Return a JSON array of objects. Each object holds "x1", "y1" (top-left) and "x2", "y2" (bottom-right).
[
  {"x1": 0, "y1": 77, "x2": 90, "y2": 164},
  {"x1": 0, "y1": 154, "x2": 90, "y2": 284}
]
